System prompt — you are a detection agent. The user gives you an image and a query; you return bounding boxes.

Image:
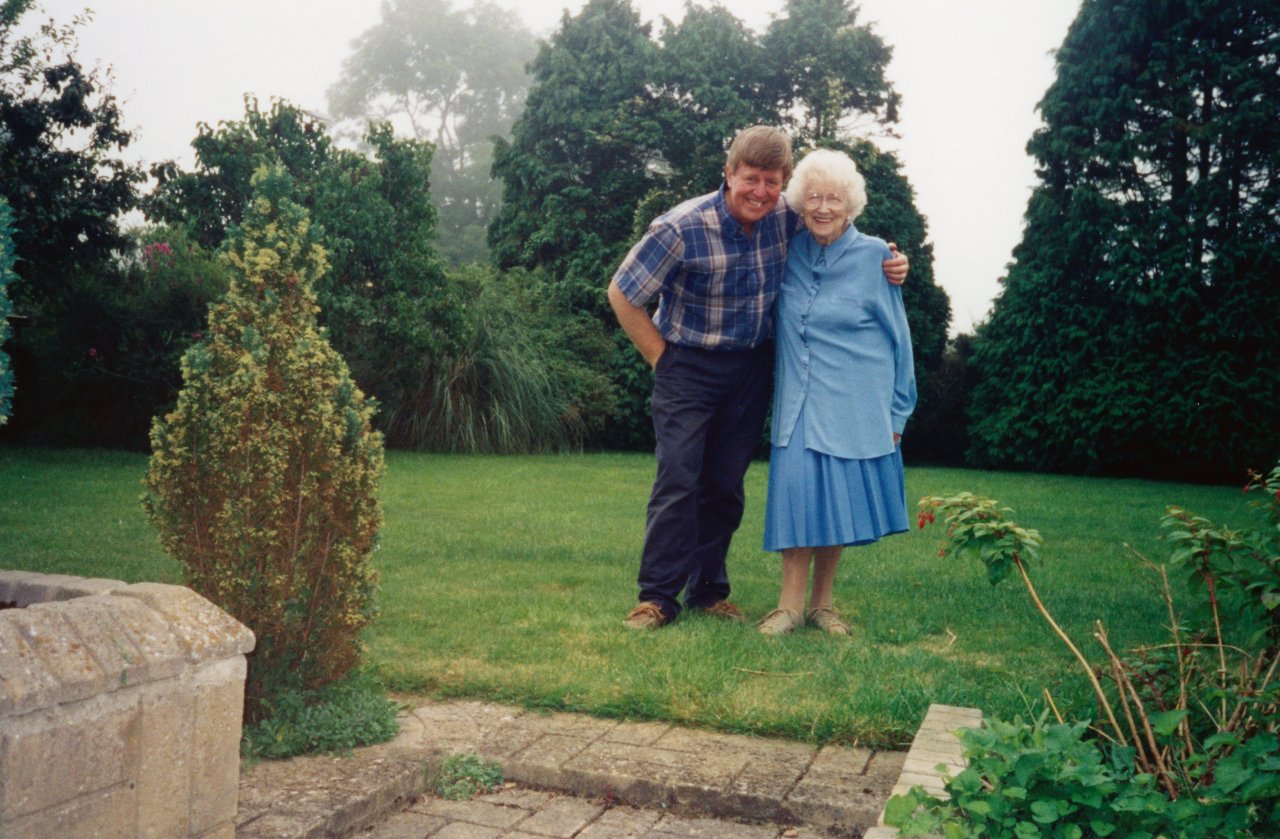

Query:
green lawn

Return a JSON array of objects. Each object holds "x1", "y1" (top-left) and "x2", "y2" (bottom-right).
[{"x1": 0, "y1": 446, "x2": 1247, "y2": 748}]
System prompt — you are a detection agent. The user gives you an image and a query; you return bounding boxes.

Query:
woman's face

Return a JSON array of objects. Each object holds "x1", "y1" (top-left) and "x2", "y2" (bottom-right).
[{"x1": 801, "y1": 179, "x2": 849, "y2": 246}]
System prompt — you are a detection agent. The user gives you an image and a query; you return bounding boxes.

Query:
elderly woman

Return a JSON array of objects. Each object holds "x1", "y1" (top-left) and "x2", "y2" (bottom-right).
[{"x1": 759, "y1": 149, "x2": 917, "y2": 636}]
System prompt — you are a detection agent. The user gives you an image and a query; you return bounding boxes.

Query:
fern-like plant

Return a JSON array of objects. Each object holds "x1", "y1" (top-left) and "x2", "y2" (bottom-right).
[{"x1": 143, "y1": 164, "x2": 384, "y2": 721}]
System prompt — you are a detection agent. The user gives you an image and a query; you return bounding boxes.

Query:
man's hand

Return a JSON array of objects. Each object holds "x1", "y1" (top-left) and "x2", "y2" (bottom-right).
[
  {"x1": 608, "y1": 279, "x2": 667, "y2": 368},
  {"x1": 883, "y1": 242, "x2": 909, "y2": 286}
]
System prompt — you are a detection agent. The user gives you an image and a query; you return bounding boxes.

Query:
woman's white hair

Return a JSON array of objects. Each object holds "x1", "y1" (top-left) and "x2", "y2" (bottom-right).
[{"x1": 785, "y1": 148, "x2": 868, "y2": 221}]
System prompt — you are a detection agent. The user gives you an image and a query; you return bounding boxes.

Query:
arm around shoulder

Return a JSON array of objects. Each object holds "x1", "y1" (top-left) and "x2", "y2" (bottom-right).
[{"x1": 883, "y1": 242, "x2": 908, "y2": 286}]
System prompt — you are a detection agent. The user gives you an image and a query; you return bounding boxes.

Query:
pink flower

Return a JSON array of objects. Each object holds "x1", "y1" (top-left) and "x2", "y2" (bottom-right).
[{"x1": 88, "y1": 348, "x2": 98, "y2": 358}]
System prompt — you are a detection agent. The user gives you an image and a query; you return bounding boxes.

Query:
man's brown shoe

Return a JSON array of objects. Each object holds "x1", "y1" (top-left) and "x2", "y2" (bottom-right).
[
  {"x1": 624, "y1": 602, "x2": 669, "y2": 630},
  {"x1": 698, "y1": 600, "x2": 746, "y2": 622}
]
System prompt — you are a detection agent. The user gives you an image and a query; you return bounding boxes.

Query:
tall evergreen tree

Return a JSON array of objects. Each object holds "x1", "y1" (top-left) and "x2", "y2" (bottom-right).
[
  {"x1": 488, "y1": 0, "x2": 658, "y2": 321},
  {"x1": 968, "y1": 0, "x2": 1280, "y2": 480}
]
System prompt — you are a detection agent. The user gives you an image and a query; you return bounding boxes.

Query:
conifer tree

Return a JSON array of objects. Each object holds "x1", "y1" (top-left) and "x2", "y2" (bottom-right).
[
  {"x1": 144, "y1": 165, "x2": 384, "y2": 719},
  {"x1": 488, "y1": 0, "x2": 658, "y2": 320},
  {"x1": 968, "y1": 0, "x2": 1280, "y2": 480}
]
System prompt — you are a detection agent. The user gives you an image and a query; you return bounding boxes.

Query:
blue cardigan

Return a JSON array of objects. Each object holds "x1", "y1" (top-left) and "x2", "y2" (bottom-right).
[{"x1": 770, "y1": 225, "x2": 917, "y2": 460}]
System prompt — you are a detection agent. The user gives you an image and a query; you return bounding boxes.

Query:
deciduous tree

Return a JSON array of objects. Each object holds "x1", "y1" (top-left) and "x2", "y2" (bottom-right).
[
  {"x1": 328, "y1": 0, "x2": 537, "y2": 265},
  {"x1": 0, "y1": 0, "x2": 143, "y2": 438}
]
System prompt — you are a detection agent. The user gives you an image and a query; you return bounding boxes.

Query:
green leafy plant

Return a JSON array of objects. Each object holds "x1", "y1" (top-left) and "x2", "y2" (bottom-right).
[
  {"x1": 143, "y1": 164, "x2": 385, "y2": 723},
  {"x1": 890, "y1": 465, "x2": 1280, "y2": 837},
  {"x1": 241, "y1": 670, "x2": 400, "y2": 761},
  {"x1": 434, "y1": 754, "x2": 504, "y2": 800}
]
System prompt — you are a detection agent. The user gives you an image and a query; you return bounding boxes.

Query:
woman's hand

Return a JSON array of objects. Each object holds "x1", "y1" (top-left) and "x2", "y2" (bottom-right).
[{"x1": 894, "y1": 433, "x2": 902, "y2": 445}]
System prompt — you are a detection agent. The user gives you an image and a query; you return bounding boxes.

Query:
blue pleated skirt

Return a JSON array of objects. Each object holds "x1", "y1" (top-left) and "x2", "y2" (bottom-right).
[{"x1": 763, "y1": 403, "x2": 909, "y2": 552}]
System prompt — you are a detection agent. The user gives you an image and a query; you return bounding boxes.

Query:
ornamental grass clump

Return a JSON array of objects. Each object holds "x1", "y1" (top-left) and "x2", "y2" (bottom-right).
[
  {"x1": 890, "y1": 465, "x2": 1280, "y2": 837},
  {"x1": 143, "y1": 165, "x2": 384, "y2": 723}
]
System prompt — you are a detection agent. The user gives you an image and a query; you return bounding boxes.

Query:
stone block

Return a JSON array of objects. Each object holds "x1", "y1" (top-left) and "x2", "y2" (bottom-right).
[
  {"x1": 114, "y1": 583, "x2": 255, "y2": 663},
  {"x1": 602, "y1": 721, "x2": 670, "y2": 746},
  {"x1": 2, "y1": 607, "x2": 109, "y2": 705},
  {"x1": 78, "y1": 593, "x2": 189, "y2": 684},
  {"x1": 513, "y1": 795, "x2": 604, "y2": 835},
  {"x1": 32, "y1": 597, "x2": 139, "y2": 693},
  {"x1": 2, "y1": 783, "x2": 137, "y2": 839},
  {"x1": 0, "y1": 619, "x2": 61, "y2": 716},
  {"x1": 416, "y1": 797, "x2": 531, "y2": 829},
  {"x1": 575, "y1": 805, "x2": 663, "y2": 837},
  {"x1": 137, "y1": 675, "x2": 196, "y2": 839},
  {"x1": 189, "y1": 657, "x2": 247, "y2": 834},
  {"x1": 0, "y1": 693, "x2": 139, "y2": 819}
]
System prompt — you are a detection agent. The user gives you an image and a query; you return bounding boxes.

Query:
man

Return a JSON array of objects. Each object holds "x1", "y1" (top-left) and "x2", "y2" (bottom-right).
[{"x1": 608, "y1": 126, "x2": 909, "y2": 630}]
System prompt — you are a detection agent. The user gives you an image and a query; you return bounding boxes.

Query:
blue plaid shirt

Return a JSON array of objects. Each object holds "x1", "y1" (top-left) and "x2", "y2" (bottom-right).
[{"x1": 612, "y1": 185, "x2": 803, "y2": 350}]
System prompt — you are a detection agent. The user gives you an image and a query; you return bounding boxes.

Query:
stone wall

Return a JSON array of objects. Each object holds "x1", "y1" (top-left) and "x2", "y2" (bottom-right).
[{"x1": 0, "y1": 571, "x2": 255, "y2": 839}]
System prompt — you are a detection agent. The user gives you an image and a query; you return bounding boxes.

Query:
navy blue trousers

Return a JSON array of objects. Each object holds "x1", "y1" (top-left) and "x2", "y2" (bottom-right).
[{"x1": 638, "y1": 343, "x2": 773, "y2": 619}]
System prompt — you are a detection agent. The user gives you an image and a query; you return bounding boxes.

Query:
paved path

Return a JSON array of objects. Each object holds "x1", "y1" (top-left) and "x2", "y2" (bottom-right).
[{"x1": 235, "y1": 699, "x2": 979, "y2": 838}]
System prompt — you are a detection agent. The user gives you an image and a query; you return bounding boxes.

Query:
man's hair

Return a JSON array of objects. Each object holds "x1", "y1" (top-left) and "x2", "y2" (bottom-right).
[{"x1": 726, "y1": 126, "x2": 793, "y2": 180}]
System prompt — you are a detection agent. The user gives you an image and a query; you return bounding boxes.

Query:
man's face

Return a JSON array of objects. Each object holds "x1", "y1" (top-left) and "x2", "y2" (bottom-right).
[{"x1": 723, "y1": 163, "x2": 785, "y2": 229}]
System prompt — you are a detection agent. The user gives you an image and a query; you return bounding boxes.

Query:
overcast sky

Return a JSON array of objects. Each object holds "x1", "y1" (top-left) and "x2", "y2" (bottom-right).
[{"x1": 30, "y1": 0, "x2": 1081, "y2": 335}]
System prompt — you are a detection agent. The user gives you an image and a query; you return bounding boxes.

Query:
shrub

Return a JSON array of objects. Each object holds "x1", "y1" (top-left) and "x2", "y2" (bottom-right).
[
  {"x1": 889, "y1": 464, "x2": 1280, "y2": 837},
  {"x1": 143, "y1": 165, "x2": 384, "y2": 722}
]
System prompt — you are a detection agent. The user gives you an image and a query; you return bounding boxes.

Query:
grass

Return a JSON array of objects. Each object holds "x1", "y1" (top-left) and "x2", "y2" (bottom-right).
[{"x1": 0, "y1": 445, "x2": 1249, "y2": 748}]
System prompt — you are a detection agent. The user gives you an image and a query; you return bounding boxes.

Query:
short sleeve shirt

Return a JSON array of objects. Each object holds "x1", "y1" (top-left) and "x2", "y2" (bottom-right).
[{"x1": 611, "y1": 186, "x2": 801, "y2": 350}]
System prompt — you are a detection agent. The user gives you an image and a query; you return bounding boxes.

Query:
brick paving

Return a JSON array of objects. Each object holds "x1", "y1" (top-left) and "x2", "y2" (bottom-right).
[{"x1": 235, "y1": 699, "x2": 978, "y2": 839}]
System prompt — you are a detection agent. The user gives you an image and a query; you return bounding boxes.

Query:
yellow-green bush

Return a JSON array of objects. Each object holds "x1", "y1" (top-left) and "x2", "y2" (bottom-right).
[{"x1": 143, "y1": 166, "x2": 384, "y2": 721}]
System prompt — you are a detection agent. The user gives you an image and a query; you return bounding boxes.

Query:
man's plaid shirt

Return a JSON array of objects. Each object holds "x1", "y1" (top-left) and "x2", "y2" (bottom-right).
[{"x1": 612, "y1": 186, "x2": 802, "y2": 350}]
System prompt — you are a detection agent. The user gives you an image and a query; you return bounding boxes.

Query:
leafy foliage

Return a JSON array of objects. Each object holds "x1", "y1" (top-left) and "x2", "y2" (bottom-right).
[
  {"x1": 967, "y1": 0, "x2": 1280, "y2": 481},
  {"x1": 895, "y1": 464, "x2": 1280, "y2": 837},
  {"x1": 328, "y1": 0, "x2": 537, "y2": 265},
  {"x1": 435, "y1": 754, "x2": 504, "y2": 800},
  {"x1": 0, "y1": 0, "x2": 144, "y2": 439},
  {"x1": 240, "y1": 669, "x2": 400, "y2": 761},
  {"x1": 143, "y1": 166, "x2": 384, "y2": 721},
  {"x1": 760, "y1": 0, "x2": 899, "y2": 144},
  {"x1": 26, "y1": 228, "x2": 228, "y2": 449},
  {"x1": 489, "y1": 0, "x2": 658, "y2": 323},
  {"x1": 146, "y1": 100, "x2": 455, "y2": 445},
  {"x1": 490, "y1": 0, "x2": 945, "y2": 449},
  {"x1": 0, "y1": 196, "x2": 13, "y2": 423}
]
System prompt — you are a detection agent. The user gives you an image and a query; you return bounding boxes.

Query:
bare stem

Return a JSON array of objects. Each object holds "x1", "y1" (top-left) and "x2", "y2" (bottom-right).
[{"x1": 1013, "y1": 556, "x2": 1127, "y2": 745}]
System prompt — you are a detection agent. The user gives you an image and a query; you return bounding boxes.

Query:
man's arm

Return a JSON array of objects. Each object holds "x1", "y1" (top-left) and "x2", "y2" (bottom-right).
[
  {"x1": 608, "y1": 279, "x2": 666, "y2": 369},
  {"x1": 883, "y1": 242, "x2": 909, "y2": 286}
]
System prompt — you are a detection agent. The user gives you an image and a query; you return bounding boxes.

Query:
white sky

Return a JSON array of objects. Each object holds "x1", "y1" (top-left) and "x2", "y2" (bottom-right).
[{"x1": 28, "y1": 0, "x2": 1081, "y2": 335}]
